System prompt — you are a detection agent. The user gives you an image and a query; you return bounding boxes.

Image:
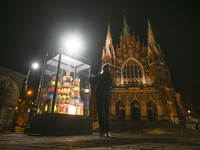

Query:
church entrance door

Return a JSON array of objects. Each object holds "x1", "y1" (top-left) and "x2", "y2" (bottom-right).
[
  {"x1": 131, "y1": 100, "x2": 141, "y2": 121},
  {"x1": 119, "y1": 109, "x2": 125, "y2": 121},
  {"x1": 147, "y1": 109, "x2": 153, "y2": 121},
  {"x1": 116, "y1": 100, "x2": 125, "y2": 121},
  {"x1": 147, "y1": 100, "x2": 158, "y2": 121}
]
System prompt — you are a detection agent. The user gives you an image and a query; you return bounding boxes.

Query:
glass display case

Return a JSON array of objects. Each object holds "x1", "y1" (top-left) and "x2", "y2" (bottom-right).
[
  {"x1": 27, "y1": 49, "x2": 92, "y2": 136},
  {"x1": 37, "y1": 49, "x2": 90, "y2": 116}
]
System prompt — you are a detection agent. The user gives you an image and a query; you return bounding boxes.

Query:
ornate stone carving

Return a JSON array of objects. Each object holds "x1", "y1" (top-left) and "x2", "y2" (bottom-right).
[
  {"x1": 126, "y1": 92, "x2": 129, "y2": 100},
  {"x1": 141, "y1": 92, "x2": 144, "y2": 100},
  {"x1": 157, "y1": 65, "x2": 164, "y2": 84},
  {"x1": 146, "y1": 69, "x2": 151, "y2": 85},
  {"x1": 141, "y1": 101, "x2": 146, "y2": 106},
  {"x1": 126, "y1": 100, "x2": 131, "y2": 106},
  {"x1": 118, "y1": 92, "x2": 122, "y2": 99}
]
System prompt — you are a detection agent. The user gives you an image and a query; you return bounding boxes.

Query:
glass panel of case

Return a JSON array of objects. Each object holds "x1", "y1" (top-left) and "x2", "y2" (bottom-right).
[
  {"x1": 37, "y1": 54, "x2": 59, "y2": 114},
  {"x1": 38, "y1": 52, "x2": 90, "y2": 116}
]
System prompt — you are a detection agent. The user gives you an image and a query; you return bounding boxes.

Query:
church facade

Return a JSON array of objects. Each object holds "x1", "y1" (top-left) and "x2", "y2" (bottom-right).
[{"x1": 93, "y1": 14, "x2": 185, "y2": 123}]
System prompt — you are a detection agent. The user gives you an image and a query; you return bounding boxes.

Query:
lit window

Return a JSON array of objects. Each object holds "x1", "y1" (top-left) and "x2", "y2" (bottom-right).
[{"x1": 122, "y1": 60, "x2": 143, "y2": 85}]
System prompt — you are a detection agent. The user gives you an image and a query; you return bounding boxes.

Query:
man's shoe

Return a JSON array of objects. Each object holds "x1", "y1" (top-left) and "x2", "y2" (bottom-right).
[
  {"x1": 106, "y1": 132, "x2": 111, "y2": 138},
  {"x1": 99, "y1": 132, "x2": 106, "y2": 137}
]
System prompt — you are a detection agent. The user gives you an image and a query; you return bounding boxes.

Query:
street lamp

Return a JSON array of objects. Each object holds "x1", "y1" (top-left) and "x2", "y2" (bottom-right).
[
  {"x1": 24, "y1": 62, "x2": 39, "y2": 91},
  {"x1": 27, "y1": 90, "x2": 32, "y2": 95},
  {"x1": 64, "y1": 35, "x2": 83, "y2": 52}
]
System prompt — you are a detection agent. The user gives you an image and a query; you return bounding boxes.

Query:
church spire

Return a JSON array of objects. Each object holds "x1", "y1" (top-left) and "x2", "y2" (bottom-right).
[
  {"x1": 102, "y1": 24, "x2": 116, "y2": 65},
  {"x1": 122, "y1": 11, "x2": 129, "y2": 37},
  {"x1": 148, "y1": 19, "x2": 155, "y2": 44},
  {"x1": 148, "y1": 19, "x2": 160, "y2": 54},
  {"x1": 105, "y1": 23, "x2": 112, "y2": 48},
  {"x1": 147, "y1": 19, "x2": 163, "y2": 63}
]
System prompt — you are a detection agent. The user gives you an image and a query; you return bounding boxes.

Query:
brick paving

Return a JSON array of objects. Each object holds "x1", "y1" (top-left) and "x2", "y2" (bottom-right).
[
  {"x1": 0, "y1": 121, "x2": 200, "y2": 150},
  {"x1": 0, "y1": 132, "x2": 200, "y2": 149}
]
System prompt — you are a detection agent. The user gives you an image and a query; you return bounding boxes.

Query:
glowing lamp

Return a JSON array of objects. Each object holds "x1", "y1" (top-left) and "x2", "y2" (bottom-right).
[
  {"x1": 27, "y1": 90, "x2": 32, "y2": 95},
  {"x1": 188, "y1": 110, "x2": 190, "y2": 114},
  {"x1": 32, "y1": 62, "x2": 39, "y2": 69},
  {"x1": 64, "y1": 35, "x2": 82, "y2": 52}
]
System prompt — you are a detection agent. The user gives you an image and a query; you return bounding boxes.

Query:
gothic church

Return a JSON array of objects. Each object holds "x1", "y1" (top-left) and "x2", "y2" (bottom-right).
[{"x1": 91, "y1": 13, "x2": 184, "y2": 123}]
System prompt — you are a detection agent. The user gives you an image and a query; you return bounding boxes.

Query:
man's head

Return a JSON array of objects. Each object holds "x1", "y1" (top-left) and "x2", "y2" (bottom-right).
[{"x1": 102, "y1": 63, "x2": 110, "y2": 72}]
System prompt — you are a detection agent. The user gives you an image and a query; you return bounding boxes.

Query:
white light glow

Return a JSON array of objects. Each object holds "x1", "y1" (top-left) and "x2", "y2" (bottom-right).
[
  {"x1": 32, "y1": 62, "x2": 39, "y2": 69},
  {"x1": 68, "y1": 105, "x2": 76, "y2": 115},
  {"x1": 64, "y1": 35, "x2": 83, "y2": 52}
]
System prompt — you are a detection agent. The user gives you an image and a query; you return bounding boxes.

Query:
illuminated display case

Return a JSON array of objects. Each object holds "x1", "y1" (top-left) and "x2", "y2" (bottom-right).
[
  {"x1": 28, "y1": 49, "x2": 92, "y2": 135},
  {"x1": 38, "y1": 51, "x2": 90, "y2": 116}
]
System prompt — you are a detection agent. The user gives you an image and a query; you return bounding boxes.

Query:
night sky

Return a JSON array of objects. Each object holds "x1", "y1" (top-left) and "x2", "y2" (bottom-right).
[{"x1": 0, "y1": 0, "x2": 200, "y2": 104}]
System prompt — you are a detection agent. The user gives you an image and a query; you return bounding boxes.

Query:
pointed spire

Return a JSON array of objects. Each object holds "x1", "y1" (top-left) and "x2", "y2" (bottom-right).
[
  {"x1": 123, "y1": 10, "x2": 126, "y2": 25},
  {"x1": 137, "y1": 35, "x2": 140, "y2": 40},
  {"x1": 148, "y1": 19, "x2": 154, "y2": 39},
  {"x1": 147, "y1": 19, "x2": 163, "y2": 61},
  {"x1": 106, "y1": 23, "x2": 112, "y2": 47},
  {"x1": 148, "y1": 19, "x2": 151, "y2": 27},
  {"x1": 122, "y1": 11, "x2": 129, "y2": 38},
  {"x1": 102, "y1": 24, "x2": 116, "y2": 65},
  {"x1": 148, "y1": 19, "x2": 156, "y2": 52}
]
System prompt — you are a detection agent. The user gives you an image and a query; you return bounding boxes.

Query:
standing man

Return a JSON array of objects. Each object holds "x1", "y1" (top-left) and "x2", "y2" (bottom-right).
[{"x1": 90, "y1": 63, "x2": 113, "y2": 137}]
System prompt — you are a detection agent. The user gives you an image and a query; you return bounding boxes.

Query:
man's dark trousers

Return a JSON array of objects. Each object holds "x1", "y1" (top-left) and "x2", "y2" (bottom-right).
[{"x1": 96, "y1": 99, "x2": 110, "y2": 133}]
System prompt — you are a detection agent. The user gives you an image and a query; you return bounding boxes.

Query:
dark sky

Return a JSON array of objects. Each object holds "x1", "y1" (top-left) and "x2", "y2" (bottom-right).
[{"x1": 0, "y1": 0, "x2": 200, "y2": 103}]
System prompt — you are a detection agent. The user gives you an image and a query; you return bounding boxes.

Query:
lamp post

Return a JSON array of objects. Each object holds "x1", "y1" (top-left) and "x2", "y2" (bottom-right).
[
  {"x1": 18, "y1": 62, "x2": 39, "y2": 129},
  {"x1": 24, "y1": 62, "x2": 39, "y2": 91},
  {"x1": 25, "y1": 50, "x2": 52, "y2": 131}
]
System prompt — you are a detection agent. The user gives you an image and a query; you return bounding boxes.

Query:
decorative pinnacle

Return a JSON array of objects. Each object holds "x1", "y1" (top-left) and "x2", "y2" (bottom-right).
[
  {"x1": 148, "y1": 19, "x2": 151, "y2": 27},
  {"x1": 123, "y1": 10, "x2": 126, "y2": 22},
  {"x1": 108, "y1": 23, "x2": 110, "y2": 30},
  {"x1": 137, "y1": 35, "x2": 140, "y2": 40}
]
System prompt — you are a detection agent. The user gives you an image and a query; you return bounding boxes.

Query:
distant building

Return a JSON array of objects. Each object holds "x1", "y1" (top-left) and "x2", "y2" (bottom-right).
[
  {"x1": 0, "y1": 66, "x2": 26, "y2": 129},
  {"x1": 91, "y1": 13, "x2": 185, "y2": 123}
]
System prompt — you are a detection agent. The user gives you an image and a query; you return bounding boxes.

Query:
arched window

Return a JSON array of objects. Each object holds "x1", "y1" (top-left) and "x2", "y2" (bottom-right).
[{"x1": 122, "y1": 60, "x2": 143, "y2": 85}]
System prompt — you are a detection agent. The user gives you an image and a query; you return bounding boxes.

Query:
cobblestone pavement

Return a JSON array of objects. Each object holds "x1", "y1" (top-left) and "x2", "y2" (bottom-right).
[{"x1": 0, "y1": 132, "x2": 200, "y2": 150}]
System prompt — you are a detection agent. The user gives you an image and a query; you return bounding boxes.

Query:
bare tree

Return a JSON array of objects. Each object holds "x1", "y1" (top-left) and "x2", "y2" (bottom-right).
[{"x1": 0, "y1": 76, "x2": 19, "y2": 113}]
